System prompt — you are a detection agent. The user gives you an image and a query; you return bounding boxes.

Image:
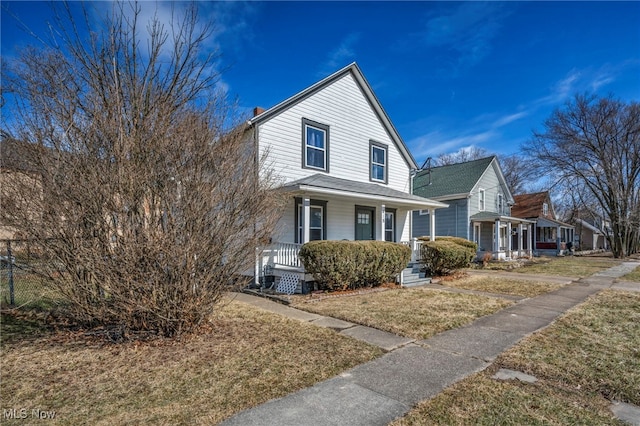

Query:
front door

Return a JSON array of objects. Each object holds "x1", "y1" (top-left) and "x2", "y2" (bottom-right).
[{"x1": 355, "y1": 206, "x2": 375, "y2": 240}]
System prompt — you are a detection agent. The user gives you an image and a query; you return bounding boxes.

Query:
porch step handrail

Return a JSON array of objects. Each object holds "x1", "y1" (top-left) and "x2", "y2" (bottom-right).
[
  {"x1": 400, "y1": 238, "x2": 423, "y2": 262},
  {"x1": 263, "y1": 241, "x2": 303, "y2": 269}
]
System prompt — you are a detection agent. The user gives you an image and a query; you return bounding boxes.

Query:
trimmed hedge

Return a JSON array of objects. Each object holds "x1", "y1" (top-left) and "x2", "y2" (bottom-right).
[
  {"x1": 417, "y1": 235, "x2": 478, "y2": 250},
  {"x1": 420, "y1": 239, "x2": 477, "y2": 276},
  {"x1": 299, "y1": 240, "x2": 411, "y2": 291}
]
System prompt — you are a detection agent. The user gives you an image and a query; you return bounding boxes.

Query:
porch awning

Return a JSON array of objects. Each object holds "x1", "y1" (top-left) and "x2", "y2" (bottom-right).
[
  {"x1": 470, "y1": 211, "x2": 536, "y2": 224},
  {"x1": 536, "y1": 217, "x2": 575, "y2": 230},
  {"x1": 278, "y1": 174, "x2": 448, "y2": 210}
]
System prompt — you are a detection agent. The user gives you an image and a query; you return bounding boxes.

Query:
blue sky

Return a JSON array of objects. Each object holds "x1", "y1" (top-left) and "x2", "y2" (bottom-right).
[{"x1": 2, "y1": 1, "x2": 639, "y2": 165}]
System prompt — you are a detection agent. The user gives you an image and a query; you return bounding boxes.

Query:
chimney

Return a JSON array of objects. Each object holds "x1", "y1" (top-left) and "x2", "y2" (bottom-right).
[{"x1": 253, "y1": 107, "x2": 265, "y2": 117}]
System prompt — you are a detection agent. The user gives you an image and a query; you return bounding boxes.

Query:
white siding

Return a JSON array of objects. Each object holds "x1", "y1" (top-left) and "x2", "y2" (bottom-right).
[
  {"x1": 257, "y1": 72, "x2": 411, "y2": 193},
  {"x1": 272, "y1": 196, "x2": 413, "y2": 244}
]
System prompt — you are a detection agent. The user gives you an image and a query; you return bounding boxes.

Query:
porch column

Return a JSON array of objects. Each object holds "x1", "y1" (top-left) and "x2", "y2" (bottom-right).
[
  {"x1": 378, "y1": 204, "x2": 386, "y2": 241},
  {"x1": 302, "y1": 197, "x2": 310, "y2": 244},
  {"x1": 557, "y1": 225, "x2": 562, "y2": 253},
  {"x1": 507, "y1": 222, "x2": 513, "y2": 258},
  {"x1": 527, "y1": 224, "x2": 533, "y2": 256},
  {"x1": 494, "y1": 219, "x2": 501, "y2": 254},
  {"x1": 430, "y1": 208, "x2": 436, "y2": 241},
  {"x1": 518, "y1": 223, "x2": 524, "y2": 256}
]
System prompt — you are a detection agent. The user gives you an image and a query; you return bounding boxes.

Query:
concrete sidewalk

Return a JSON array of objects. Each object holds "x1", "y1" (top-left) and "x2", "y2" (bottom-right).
[{"x1": 222, "y1": 261, "x2": 640, "y2": 426}]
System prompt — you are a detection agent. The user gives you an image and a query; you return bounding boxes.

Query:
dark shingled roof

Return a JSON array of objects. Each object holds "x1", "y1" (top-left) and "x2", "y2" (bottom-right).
[{"x1": 412, "y1": 156, "x2": 496, "y2": 199}]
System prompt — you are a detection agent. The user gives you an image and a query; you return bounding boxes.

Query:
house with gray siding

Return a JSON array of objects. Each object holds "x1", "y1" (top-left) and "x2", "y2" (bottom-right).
[{"x1": 412, "y1": 156, "x2": 534, "y2": 260}]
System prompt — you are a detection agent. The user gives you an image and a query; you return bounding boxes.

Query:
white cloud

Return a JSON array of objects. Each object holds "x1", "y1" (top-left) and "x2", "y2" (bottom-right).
[
  {"x1": 421, "y1": 2, "x2": 512, "y2": 71},
  {"x1": 409, "y1": 129, "x2": 495, "y2": 159},
  {"x1": 318, "y1": 32, "x2": 361, "y2": 76}
]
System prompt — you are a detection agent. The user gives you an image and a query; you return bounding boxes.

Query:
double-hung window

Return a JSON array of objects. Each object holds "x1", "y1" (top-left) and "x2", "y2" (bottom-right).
[
  {"x1": 302, "y1": 118, "x2": 329, "y2": 172},
  {"x1": 370, "y1": 141, "x2": 387, "y2": 183},
  {"x1": 479, "y1": 189, "x2": 486, "y2": 211}
]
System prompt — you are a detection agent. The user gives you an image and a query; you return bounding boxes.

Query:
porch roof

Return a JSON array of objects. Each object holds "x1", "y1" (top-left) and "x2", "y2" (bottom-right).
[
  {"x1": 278, "y1": 174, "x2": 448, "y2": 209},
  {"x1": 470, "y1": 211, "x2": 535, "y2": 224},
  {"x1": 536, "y1": 216, "x2": 575, "y2": 230}
]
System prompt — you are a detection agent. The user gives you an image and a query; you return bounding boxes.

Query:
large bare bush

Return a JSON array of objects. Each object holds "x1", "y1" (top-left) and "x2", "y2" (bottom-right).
[{"x1": 1, "y1": 2, "x2": 284, "y2": 337}]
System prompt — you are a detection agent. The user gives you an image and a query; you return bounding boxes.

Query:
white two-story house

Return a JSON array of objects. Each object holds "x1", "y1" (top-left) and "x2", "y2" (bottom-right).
[{"x1": 245, "y1": 63, "x2": 446, "y2": 288}]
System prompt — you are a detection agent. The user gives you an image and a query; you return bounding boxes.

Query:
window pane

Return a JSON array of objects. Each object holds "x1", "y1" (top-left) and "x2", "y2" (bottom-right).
[
  {"x1": 310, "y1": 229, "x2": 322, "y2": 241},
  {"x1": 307, "y1": 127, "x2": 325, "y2": 148},
  {"x1": 310, "y1": 207, "x2": 322, "y2": 228},
  {"x1": 372, "y1": 146, "x2": 385, "y2": 164},
  {"x1": 307, "y1": 147, "x2": 325, "y2": 169},
  {"x1": 373, "y1": 165, "x2": 385, "y2": 181}
]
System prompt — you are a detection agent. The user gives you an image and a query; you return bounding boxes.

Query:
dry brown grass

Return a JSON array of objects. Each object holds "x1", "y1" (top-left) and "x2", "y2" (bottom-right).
[
  {"x1": 514, "y1": 255, "x2": 622, "y2": 278},
  {"x1": 0, "y1": 300, "x2": 382, "y2": 425},
  {"x1": 619, "y1": 265, "x2": 640, "y2": 282},
  {"x1": 440, "y1": 275, "x2": 564, "y2": 297},
  {"x1": 291, "y1": 288, "x2": 513, "y2": 340},
  {"x1": 393, "y1": 290, "x2": 640, "y2": 425}
]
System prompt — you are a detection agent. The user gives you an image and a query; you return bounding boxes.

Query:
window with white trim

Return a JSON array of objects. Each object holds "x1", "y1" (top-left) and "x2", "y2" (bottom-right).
[
  {"x1": 370, "y1": 141, "x2": 387, "y2": 183},
  {"x1": 419, "y1": 209, "x2": 430, "y2": 215},
  {"x1": 497, "y1": 194, "x2": 504, "y2": 214},
  {"x1": 302, "y1": 119, "x2": 329, "y2": 172},
  {"x1": 479, "y1": 189, "x2": 485, "y2": 211},
  {"x1": 384, "y1": 210, "x2": 396, "y2": 242},
  {"x1": 543, "y1": 202, "x2": 549, "y2": 216}
]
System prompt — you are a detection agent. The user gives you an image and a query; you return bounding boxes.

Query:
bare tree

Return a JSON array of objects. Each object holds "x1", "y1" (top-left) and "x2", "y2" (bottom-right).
[
  {"x1": 523, "y1": 94, "x2": 640, "y2": 257},
  {"x1": 1, "y1": 2, "x2": 285, "y2": 338},
  {"x1": 500, "y1": 153, "x2": 534, "y2": 195},
  {"x1": 435, "y1": 146, "x2": 488, "y2": 166}
]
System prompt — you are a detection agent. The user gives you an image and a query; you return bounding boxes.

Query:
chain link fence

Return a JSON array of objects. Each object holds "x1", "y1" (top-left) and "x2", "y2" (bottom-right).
[{"x1": 0, "y1": 239, "x2": 59, "y2": 309}]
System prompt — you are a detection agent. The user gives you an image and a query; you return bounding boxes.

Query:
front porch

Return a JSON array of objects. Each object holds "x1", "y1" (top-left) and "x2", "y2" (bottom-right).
[{"x1": 470, "y1": 212, "x2": 535, "y2": 260}]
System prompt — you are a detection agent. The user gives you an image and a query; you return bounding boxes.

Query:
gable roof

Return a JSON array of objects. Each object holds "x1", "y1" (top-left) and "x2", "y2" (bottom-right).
[
  {"x1": 247, "y1": 62, "x2": 418, "y2": 170},
  {"x1": 412, "y1": 156, "x2": 496, "y2": 199},
  {"x1": 512, "y1": 191, "x2": 553, "y2": 219}
]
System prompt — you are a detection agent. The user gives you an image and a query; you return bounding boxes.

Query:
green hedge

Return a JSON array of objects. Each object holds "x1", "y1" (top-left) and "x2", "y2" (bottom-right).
[
  {"x1": 299, "y1": 240, "x2": 411, "y2": 291},
  {"x1": 417, "y1": 235, "x2": 478, "y2": 250},
  {"x1": 420, "y1": 239, "x2": 476, "y2": 276}
]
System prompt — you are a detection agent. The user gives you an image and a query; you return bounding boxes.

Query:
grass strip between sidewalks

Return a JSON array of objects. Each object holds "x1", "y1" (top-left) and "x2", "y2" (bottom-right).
[{"x1": 393, "y1": 289, "x2": 640, "y2": 425}]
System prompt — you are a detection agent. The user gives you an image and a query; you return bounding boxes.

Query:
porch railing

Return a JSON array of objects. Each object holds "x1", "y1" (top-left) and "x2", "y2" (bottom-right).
[
  {"x1": 262, "y1": 241, "x2": 303, "y2": 269},
  {"x1": 400, "y1": 238, "x2": 423, "y2": 263}
]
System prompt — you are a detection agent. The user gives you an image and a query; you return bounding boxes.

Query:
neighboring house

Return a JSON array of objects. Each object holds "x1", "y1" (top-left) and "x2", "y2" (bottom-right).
[
  {"x1": 511, "y1": 191, "x2": 575, "y2": 255},
  {"x1": 0, "y1": 139, "x2": 43, "y2": 240},
  {"x1": 245, "y1": 63, "x2": 447, "y2": 289},
  {"x1": 570, "y1": 214, "x2": 611, "y2": 251},
  {"x1": 411, "y1": 156, "x2": 534, "y2": 260}
]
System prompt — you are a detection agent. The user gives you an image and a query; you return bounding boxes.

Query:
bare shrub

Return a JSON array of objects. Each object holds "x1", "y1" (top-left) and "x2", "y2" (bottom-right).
[{"x1": 1, "y1": 2, "x2": 285, "y2": 337}]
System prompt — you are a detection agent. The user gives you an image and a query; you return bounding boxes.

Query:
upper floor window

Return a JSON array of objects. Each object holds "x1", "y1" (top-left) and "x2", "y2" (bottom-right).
[
  {"x1": 370, "y1": 141, "x2": 388, "y2": 183},
  {"x1": 543, "y1": 202, "x2": 549, "y2": 216},
  {"x1": 497, "y1": 194, "x2": 504, "y2": 214},
  {"x1": 479, "y1": 189, "x2": 486, "y2": 211},
  {"x1": 302, "y1": 118, "x2": 329, "y2": 172}
]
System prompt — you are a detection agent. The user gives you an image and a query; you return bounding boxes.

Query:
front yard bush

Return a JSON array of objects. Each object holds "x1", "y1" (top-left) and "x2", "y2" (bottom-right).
[
  {"x1": 299, "y1": 241, "x2": 411, "y2": 291},
  {"x1": 420, "y1": 240, "x2": 476, "y2": 276},
  {"x1": 418, "y1": 235, "x2": 478, "y2": 250}
]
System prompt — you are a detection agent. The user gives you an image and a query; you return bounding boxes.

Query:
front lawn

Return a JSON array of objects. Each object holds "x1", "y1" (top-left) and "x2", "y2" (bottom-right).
[
  {"x1": 291, "y1": 288, "x2": 513, "y2": 340},
  {"x1": 392, "y1": 290, "x2": 640, "y2": 425},
  {"x1": 0, "y1": 300, "x2": 382, "y2": 425},
  {"x1": 439, "y1": 275, "x2": 564, "y2": 297},
  {"x1": 514, "y1": 255, "x2": 621, "y2": 278},
  {"x1": 619, "y1": 265, "x2": 640, "y2": 282}
]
